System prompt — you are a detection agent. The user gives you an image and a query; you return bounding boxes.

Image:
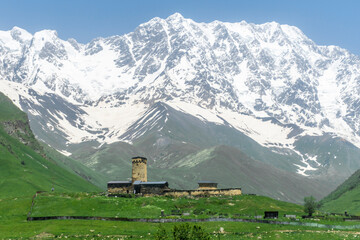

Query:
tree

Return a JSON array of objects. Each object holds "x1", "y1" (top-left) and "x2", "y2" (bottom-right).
[{"x1": 304, "y1": 196, "x2": 319, "y2": 217}]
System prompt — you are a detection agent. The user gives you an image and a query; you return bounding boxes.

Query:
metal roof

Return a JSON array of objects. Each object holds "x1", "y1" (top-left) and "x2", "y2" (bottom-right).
[
  {"x1": 108, "y1": 180, "x2": 168, "y2": 185},
  {"x1": 140, "y1": 181, "x2": 168, "y2": 185},
  {"x1": 107, "y1": 181, "x2": 132, "y2": 184}
]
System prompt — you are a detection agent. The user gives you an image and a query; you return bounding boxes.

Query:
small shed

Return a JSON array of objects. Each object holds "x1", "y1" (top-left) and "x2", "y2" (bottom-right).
[
  {"x1": 198, "y1": 181, "x2": 218, "y2": 190},
  {"x1": 264, "y1": 211, "x2": 279, "y2": 219}
]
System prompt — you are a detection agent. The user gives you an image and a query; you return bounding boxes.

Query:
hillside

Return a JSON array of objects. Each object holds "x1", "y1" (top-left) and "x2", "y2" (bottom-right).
[
  {"x1": 0, "y1": 92, "x2": 101, "y2": 197},
  {"x1": 40, "y1": 143, "x2": 109, "y2": 190},
  {"x1": 320, "y1": 169, "x2": 360, "y2": 214}
]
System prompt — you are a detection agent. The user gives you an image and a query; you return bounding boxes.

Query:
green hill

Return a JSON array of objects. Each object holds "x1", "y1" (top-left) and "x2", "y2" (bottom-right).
[
  {"x1": 320, "y1": 169, "x2": 360, "y2": 214},
  {"x1": 0, "y1": 92, "x2": 101, "y2": 197},
  {"x1": 40, "y1": 142, "x2": 109, "y2": 190},
  {"x1": 30, "y1": 193, "x2": 303, "y2": 219}
]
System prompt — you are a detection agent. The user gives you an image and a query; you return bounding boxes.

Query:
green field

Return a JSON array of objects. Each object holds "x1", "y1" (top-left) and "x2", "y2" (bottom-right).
[
  {"x1": 30, "y1": 193, "x2": 303, "y2": 219},
  {"x1": 2, "y1": 193, "x2": 360, "y2": 239}
]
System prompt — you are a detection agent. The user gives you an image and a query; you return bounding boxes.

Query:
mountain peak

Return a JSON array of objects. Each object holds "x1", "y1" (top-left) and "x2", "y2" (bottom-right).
[
  {"x1": 144, "y1": 13, "x2": 185, "y2": 26},
  {"x1": 34, "y1": 29, "x2": 58, "y2": 38},
  {"x1": 33, "y1": 29, "x2": 59, "y2": 43},
  {"x1": 165, "y1": 12, "x2": 186, "y2": 23},
  {"x1": 11, "y1": 26, "x2": 26, "y2": 32},
  {"x1": 10, "y1": 26, "x2": 32, "y2": 41},
  {"x1": 167, "y1": 12, "x2": 185, "y2": 20}
]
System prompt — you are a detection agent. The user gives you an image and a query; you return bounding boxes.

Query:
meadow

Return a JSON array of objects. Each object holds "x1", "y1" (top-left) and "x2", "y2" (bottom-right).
[{"x1": 2, "y1": 192, "x2": 360, "y2": 239}]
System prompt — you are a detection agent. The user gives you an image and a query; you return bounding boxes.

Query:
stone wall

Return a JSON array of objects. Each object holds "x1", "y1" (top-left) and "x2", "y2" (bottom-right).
[
  {"x1": 162, "y1": 188, "x2": 242, "y2": 197},
  {"x1": 108, "y1": 187, "x2": 131, "y2": 194},
  {"x1": 109, "y1": 187, "x2": 241, "y2": 197},
  {"x1": 140, "y1": 185, "x2": 170, "y2": 195},
  {"x1": 198, "y1": 183, "x2": 218, "y2": 190}
]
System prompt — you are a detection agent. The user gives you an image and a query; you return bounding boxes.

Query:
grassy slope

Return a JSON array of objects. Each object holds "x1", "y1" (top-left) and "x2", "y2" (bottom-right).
[
  {"x1": 321, "y1": 169, "x2": 360, "y2": 214},
  {"x1": 147, "y1": 145, "x2": 332, "y2": 204},
  {"x1": 31, "y1": 193, "x2": 303, "y2": 218},
  {"x1": 70, "y1": 141, "x2": 142, "y2": 180},
  {"x1": 0, "y1": 92, "x2": 100, "y2": 197},
  {"x1": 0, "y1": 91, "x2": 27, "y2": 121},
  {"x1": 41, "y1": 142, "x2": 109, "y2": 190}
]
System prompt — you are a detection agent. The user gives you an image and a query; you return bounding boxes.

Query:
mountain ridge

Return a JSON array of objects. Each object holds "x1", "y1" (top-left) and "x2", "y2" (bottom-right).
[
  {"x1": 1, "y1": 13, "x2": 360, "y2": 202},
  {"x1": 1, "y1": 13, "x2": 359, "y2": 147}
]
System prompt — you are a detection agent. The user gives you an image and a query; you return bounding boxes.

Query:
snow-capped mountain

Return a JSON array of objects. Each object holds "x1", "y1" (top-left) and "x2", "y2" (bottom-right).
[{"x1": 1, "y1": 13, "x2": 360, "y2": 187}]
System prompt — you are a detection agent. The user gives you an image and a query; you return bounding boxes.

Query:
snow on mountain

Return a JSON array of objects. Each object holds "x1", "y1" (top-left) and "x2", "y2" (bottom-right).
[{"x1": 1, "y1": 13, "x2": 360, "y2": 177}]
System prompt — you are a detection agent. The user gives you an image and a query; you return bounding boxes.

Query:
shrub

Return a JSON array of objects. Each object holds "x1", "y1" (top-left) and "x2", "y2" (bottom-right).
[
  {"x1": 156, "y1": 223, "x2": 210, "y2": 240},
  {"x1": 191, "y1": 225, "x2": 210, "y2": 240},
  {"x1": 154, "y1": 224, "x2": 168, "y2": 240},
  {"x1": 173, "y1": 223, "x2": 210, "y2": 240},
  {"x1": 173, "y1": 223, "x2": 190, "y2": 240}
]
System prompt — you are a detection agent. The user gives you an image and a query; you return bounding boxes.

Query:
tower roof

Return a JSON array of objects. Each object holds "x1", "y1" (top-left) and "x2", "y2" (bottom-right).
[{"x1": 132, "y1": 156, "x2": 147, "y2": 160}]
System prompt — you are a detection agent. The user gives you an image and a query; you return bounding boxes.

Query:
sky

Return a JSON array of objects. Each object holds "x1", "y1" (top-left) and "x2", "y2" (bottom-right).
[{"x1": 0, "y1": 0, "x2": 359, "y2": 55}]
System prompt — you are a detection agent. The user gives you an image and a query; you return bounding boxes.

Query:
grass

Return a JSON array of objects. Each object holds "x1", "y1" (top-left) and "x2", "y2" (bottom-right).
[
  {"x1": 2, "y1": 194, "x2": 360, "y2": 239},
  {"x1": 320, "y1": 169, "x2": 360, "y2": 215},
  {"x1": 0, "y1": 125, "x2": 101, "y2": 197},
  {"x1": 0, "y1": 92, "x2": 27, "y2": 121},
  {"x1": 41, "y1": 142, "x2": 109, "y2": 190},
  {"x1": 31, "y1": 193, "x2": 304, "y2": 219},
  {"x1": 321, "y1": 188, "x2": 360, "y2": 215},
  {"x1": 29, "y1": 193, "x2": 360, "y2": 227}
]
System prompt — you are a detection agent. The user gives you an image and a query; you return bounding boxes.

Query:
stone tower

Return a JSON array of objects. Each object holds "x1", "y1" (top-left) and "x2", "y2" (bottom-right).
[{"x1": 132, "y1": 156, "x2": 147, "y2": 183}]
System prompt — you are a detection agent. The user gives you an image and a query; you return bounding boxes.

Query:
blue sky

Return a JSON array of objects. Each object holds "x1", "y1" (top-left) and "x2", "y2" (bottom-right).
[{"x1": 1, "y1": 0, "x2": 359, "y2": 55}]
